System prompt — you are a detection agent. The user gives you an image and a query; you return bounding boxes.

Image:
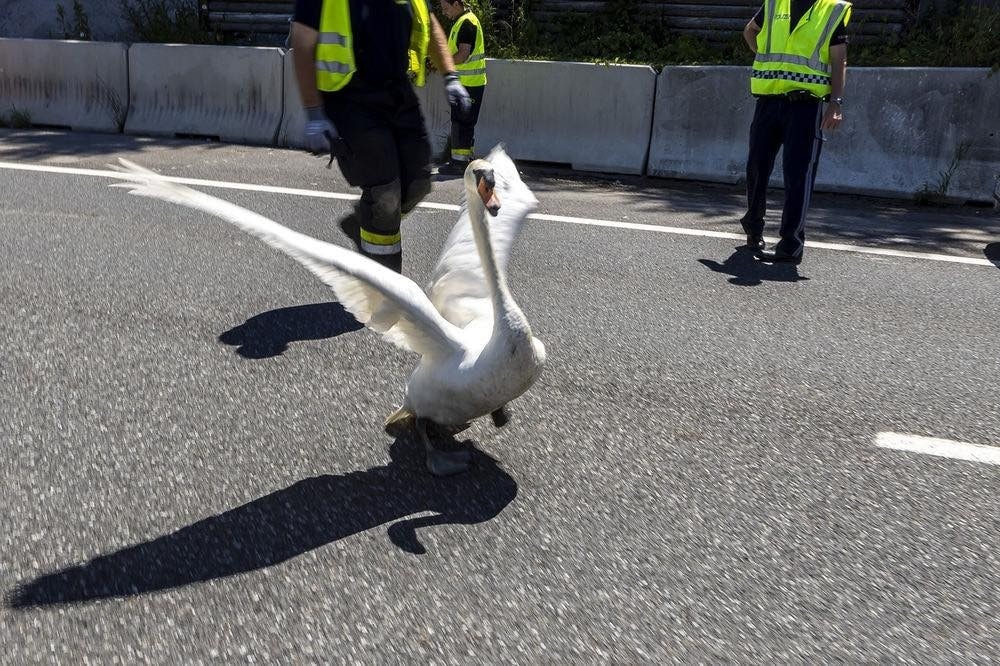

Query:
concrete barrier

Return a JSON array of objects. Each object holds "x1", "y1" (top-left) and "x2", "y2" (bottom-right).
[
  {"x1": 415, "y1": 73, "x2": 451, "y2": 160},
  {"x1": 647, "y1": 66, "x2": 1000, "y2": 204},
  {"x1": 0, "y1": 38, "x2": 128, "y2": 132},
  {"x1": 126, "y1": 44, "x2": 283, "y2": 145},
  {"x1": 471, "y1": 60, "x2": 657, "y2": 175},
  {"x1": 277, "y1": 49, "x2": 304, "y2": 149}
]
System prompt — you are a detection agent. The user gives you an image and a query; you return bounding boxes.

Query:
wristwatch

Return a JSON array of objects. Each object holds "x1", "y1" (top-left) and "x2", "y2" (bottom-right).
[{"x1": 831, "y1": 97, "x2": 844, "y2": 106}]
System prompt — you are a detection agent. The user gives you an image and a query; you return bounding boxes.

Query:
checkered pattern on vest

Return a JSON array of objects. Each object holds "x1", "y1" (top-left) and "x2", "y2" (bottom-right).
[{"x1": 751, "y1": 70, "x2": 831, "y2": 85}]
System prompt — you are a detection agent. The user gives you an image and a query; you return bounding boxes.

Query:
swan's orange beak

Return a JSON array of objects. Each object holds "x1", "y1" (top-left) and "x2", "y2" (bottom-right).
[{"x1": 476, "y1": 172, "x2": 501, "y2": 217}]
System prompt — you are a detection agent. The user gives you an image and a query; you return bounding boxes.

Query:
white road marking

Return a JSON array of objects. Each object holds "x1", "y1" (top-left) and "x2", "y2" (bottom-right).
[
  {"x1": 0, "y1": 160, "x2": 993, "y2": 267},
  {"x1": 876, "y1": 432, "x2": 1000, "y2": 466}
]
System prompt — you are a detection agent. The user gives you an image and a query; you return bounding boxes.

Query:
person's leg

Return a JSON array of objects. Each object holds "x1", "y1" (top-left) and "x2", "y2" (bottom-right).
[
  {"x1": 394, "y1": 86, "x2": 433, "y2": 217},
  {"x1": 325, "y1": 93, "x2": 404, "y2": 272},
  {"x1": 743, "y1": 97, "x2": 784, "y2": 242},
  {"x1": 775, "y1": 100, "x2": 824, "y2": 259},
  {"x1": 442, "y1": 85, "x2": 485, "y2": 174},
  {"x1": 454, "y1": 85, "x2": 485, "y2": 163}
]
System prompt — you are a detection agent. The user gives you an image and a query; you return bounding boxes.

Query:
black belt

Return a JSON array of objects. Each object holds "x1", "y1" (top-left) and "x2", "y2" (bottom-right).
[
  {"x1": 754, "y1": 91, "x2": 825, "y2": 103},
  {"x1": 782, "y1": 90, "x2": 824, "y2": 103}
]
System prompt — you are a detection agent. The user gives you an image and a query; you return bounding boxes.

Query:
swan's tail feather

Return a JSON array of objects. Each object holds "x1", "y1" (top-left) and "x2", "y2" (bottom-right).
[{"x1": 384, "y1": 406, "x2": 416, "y2": 438}]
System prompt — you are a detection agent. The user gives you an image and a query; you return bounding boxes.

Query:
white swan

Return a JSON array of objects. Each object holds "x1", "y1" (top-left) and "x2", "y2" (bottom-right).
[{"x1": 111, "y1": 146, "x2": 546, "y2": 476}]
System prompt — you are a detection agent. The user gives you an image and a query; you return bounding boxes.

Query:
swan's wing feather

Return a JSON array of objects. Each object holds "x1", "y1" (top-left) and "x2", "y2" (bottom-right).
[
  {"x1": 427, "y1": 145, "x2": 537, "y2": 328},
  {"x1": 111, "y1": 159, "x2": 464, "y2": 358}
]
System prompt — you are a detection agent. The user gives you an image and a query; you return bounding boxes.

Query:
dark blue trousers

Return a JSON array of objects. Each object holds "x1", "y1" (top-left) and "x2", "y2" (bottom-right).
[{"x1": 742, "y1": 96, "x2": 825, "y2": 258}]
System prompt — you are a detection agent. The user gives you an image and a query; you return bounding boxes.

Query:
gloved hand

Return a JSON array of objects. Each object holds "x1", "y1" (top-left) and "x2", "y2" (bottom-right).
[
  {"x1": 443, "y1": 72, "x2": 472, "y2": 118},
  {"x1": 303, "y1": 105, "x2": 336, "y2": 156}
]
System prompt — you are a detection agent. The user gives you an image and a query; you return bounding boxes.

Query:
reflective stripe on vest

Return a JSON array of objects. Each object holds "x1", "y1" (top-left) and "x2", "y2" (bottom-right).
[
  {"x1": 448, "y1": 11, "x2": 487, "y2": 87},
  {"x1": 316, "y1": 0, "x2": 430, "y2": 92},
  {"x1": 751, "y1": 0, "x2": 851, "y2": 98}
]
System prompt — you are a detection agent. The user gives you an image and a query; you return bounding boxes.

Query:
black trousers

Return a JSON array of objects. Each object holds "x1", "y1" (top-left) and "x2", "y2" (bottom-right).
[
  {"x1": 323, "y1": 83, "x2": 432, "y2": 268},
  {"x1": 450, "y1": 85, "x2": 485, "y2": 158},
  {"x1": 743, "y1": 95, "x2": 824, "y2": 258}
]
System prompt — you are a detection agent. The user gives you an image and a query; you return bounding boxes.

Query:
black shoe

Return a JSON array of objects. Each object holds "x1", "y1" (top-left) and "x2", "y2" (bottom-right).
[
  {"x1": 436, "y1": 160, "x2": 467, "y2": 176},
  {"x1": 366, "y1": 251, "x2": 402, "y2": 273},
  {"x1": 338, "y1": 213, "x2": 362, "y2": 252},
  {"x1": 757, "y1": 250, "x2": 802, "y2": 265},
  {"x1": 745, "y1": 234, "x2": 765, "y2": 251}
]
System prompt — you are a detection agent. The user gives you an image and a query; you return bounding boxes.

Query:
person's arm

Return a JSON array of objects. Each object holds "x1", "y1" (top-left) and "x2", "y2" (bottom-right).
[
  {"x1": 743, "y1": 11, "x2": 762, "y2": 53},
  {"x1": 452, "y1": 21, "x2": 476, "y2": 65},
  {"x1": 453, "y1": 43, "x2": 472, "y2": 65},
  {"x1": 290, "y1": 21, "x2": 322, "y2": 109},
  {"x1": 429, "y1": 13, "x2": 471, "y2": 114},
  {"x1": 821, "y1": 43, "x2": 847, "y2": 130},
  {"x1": 428, "y1": 15, "x2": 458, "y2": 74},
  {"x1": 290, "y1": 20, "x2": 339, "y2": 155}
]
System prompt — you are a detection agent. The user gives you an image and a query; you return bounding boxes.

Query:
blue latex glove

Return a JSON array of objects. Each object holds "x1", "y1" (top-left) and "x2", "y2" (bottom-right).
[
  {"x1": 303, "y1": 105, "x2": 336, "y2": 155},
  {"x1": 443, "y1": 72, "x2": 472, "y2": 118}
]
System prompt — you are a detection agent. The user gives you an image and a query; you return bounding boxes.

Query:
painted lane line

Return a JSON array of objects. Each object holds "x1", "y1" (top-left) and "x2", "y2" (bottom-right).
[
  {"x1": 0, "y1": 161, "x2": 992, "y2": 267},
  {"x1": 0, "y1": 160, "x2": 365, "y2": 202},
  {"x1": 876, "y1": 432, "x2": 1000, "y2": 466}
]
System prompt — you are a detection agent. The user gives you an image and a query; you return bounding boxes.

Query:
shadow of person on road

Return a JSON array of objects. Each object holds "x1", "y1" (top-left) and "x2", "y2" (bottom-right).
[
  {"x1": 8, "y1": 436, "x2": 516, "y2": 609},
  {"x1": 985, "y1": 242, "x2": 1000, "y2": 270},
  {"x1": 218, "y1": 302, "x2": 362, "y2": 359},
  {"x1": 698, "y1": 247, "x2": 809, "y2": 286}
]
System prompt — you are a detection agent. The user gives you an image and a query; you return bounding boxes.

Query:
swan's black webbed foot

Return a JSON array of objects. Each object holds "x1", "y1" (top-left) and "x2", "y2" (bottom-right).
[
  {"x1": 416, "y1": 418, "x2": 471, "y2": 476},
  {"x1": 490, "y1": 406, "x2": 510, "y2": 428}
]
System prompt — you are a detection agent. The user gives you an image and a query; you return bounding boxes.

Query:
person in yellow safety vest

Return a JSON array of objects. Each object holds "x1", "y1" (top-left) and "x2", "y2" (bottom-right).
[
  {"x1": 290, "y1": 0, "x2": 472, "y2": 274},
  {"x1": 740, "y1": 0, "x2": 851, "y2": 265},
  {"x1": 437, "y1": 0, "x2": 487, "y2": 176}
]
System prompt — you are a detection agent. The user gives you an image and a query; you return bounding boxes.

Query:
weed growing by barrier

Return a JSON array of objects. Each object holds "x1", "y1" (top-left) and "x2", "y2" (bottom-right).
[
  {"x1": 0, "y1": 108, "x2": 32, "y2": 129},
  {"x1": 55, "y1": 0, "x2": 92, "y2": 40},
  {"x1": 120, "y1": 0, "x2": 214, "y2": 44}
]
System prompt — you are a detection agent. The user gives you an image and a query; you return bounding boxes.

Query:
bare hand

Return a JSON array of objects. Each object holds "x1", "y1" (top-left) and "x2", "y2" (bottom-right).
[{"x1": 821, "y1": 104, "x2": 843, "y2": 130}]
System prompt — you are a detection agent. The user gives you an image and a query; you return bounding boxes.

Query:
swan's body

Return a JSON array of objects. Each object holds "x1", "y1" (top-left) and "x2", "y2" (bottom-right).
[{"x1": 112, "y1": 146, "x2": 545, "y2": 475}]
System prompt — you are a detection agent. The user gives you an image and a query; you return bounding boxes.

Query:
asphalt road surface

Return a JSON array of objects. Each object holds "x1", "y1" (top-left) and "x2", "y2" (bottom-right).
[{"x1": 2, "y1": 130, "x2": 998, "y2": 663}]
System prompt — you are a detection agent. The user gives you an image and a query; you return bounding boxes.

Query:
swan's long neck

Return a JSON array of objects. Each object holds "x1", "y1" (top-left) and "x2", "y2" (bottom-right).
[{"x1": 467, "y1": 190, "x2": 528, "y2": 335}]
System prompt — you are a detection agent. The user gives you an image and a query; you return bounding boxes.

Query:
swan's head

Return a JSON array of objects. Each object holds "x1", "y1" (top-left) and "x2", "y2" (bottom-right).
[{"x1": 465, "y1": 159, "x2": 501, "y2": 217}]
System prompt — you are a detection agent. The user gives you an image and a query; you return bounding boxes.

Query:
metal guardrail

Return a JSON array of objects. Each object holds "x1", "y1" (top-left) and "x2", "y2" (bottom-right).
[
  {"x1": 199, "y1": 1, "x2": 294, "y2": 36},
  {"x1": 199, "y1": 0, "x2": 910, "y2": 43}
]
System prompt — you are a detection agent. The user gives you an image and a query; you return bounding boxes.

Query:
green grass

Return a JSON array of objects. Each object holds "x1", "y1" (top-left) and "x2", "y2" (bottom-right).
[{"x1": 0, "y1": 107, "x2": 32, "y2": 129}]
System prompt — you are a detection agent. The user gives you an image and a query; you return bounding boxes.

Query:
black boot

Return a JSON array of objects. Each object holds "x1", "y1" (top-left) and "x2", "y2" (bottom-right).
[
  {"x1": 757, "y1": 249, "x2": 802, "y2": 265},
  {"x1": 437, "y1": 160, "x2": 468, "y2": 176},
  {"x1": 364, "y1": 251, "x2": 403, "y2": 273},
  {"x1": 338, "y1": 213, "x2": 362, "y2": 252}
]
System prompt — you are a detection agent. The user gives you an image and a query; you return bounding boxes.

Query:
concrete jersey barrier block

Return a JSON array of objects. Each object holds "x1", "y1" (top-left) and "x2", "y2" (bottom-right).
[
  {"x1": 819, "y1": 68, "x2": 1000, "y2": 204},
  {"x1": 0, "y1": 38, "x2": 128, "y2": 132},
  {"x1": 648, "y1": 66, "x2": 1000, "y2": 204},
  {"x1": 646, "y1": 67, "x2": 753, "y2": 186},
  {"x1": 474, "y1": 60, "x2": 657, "y2": 175},
  {"x1": 415, "y1": 73, "x2": 451, "y2": 159},
  {"x1": 126, "y1": 44, "x2": 283, "y2": 145},
  {"x1": 278, "y1": 49, "x2": 305, "y2": 149}
]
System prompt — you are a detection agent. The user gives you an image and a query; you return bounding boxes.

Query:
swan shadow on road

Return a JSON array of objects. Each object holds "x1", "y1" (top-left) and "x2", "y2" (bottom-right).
[
  {"x1": 698, "y1": 247, "x2": 809, "y2": 286},
  {"x1": 986, "y1": 242, "x2": 1000, "y2": 269},
  {"x1": 218, "y1": 302, "x2": 362, "y2": 359},
  {"x1": 7, "y1": 436, "x2": 517, "y2": 608}
]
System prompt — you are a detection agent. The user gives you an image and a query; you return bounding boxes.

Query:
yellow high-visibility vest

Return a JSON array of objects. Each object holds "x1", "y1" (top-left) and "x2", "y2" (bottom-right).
[
  {"x1": 315, "y1": 0, "x2": 430, "y2": 92},
  {"x1": 448, "y1": 11, "x2": 487, "y2": 87},
  {"x1": 752, "y1": 0, "x2": 852, "y2": 98}
]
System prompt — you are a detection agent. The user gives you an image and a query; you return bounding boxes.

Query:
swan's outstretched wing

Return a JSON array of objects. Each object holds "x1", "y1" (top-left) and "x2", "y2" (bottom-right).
[
  {"x1": 426, "y1": 145, "x2": 538, "y2": 329},
  {"x1": 111, "y1": 159, "x2": 464, "y2": 359}
]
